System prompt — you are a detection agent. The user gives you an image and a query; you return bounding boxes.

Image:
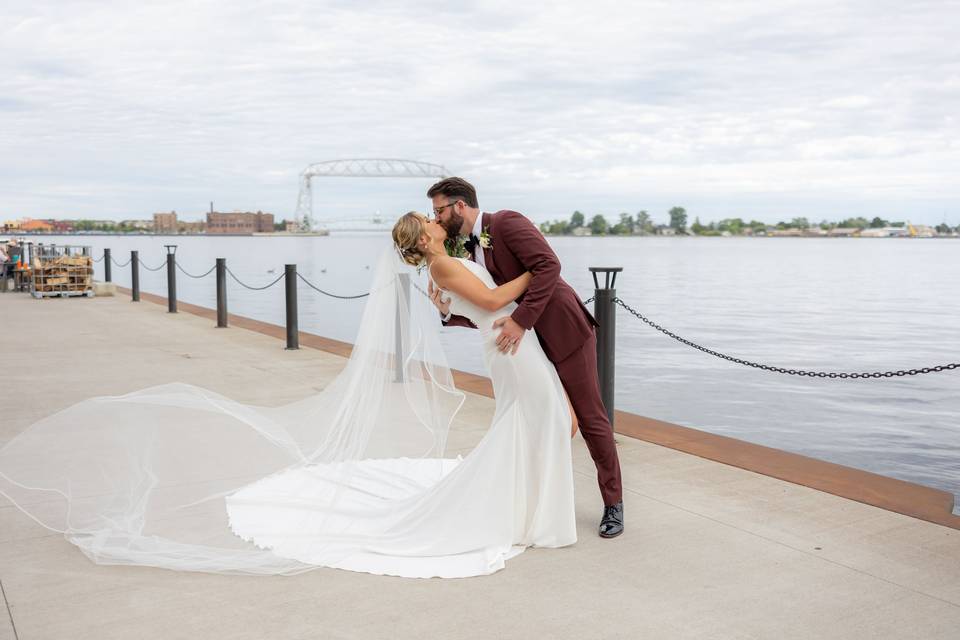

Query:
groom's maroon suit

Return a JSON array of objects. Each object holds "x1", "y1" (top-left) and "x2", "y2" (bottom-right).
[{"x1": 444, "y1": 211, "x2": 623, "y2": 506}]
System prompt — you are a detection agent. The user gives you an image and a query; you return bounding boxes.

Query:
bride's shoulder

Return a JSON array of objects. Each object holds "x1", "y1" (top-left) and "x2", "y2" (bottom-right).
[{"x1": 429, "y1": 255, "x2": 468, "y2": 284}]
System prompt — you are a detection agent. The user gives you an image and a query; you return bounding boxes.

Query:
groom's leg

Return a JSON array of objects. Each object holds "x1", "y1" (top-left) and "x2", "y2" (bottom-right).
[{"x1": 553, "y1": 332, "x2": 623, "y2": 506}]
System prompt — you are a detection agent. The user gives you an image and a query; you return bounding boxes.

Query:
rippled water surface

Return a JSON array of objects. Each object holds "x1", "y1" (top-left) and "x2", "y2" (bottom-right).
[{"x1": 35, "y1": 233, "x2": 960, "y2": 502}]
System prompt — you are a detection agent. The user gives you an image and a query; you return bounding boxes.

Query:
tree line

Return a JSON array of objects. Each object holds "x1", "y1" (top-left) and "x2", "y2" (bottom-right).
[{"x1": 539, "y1": 209, "x2": 958, "y2": 236}]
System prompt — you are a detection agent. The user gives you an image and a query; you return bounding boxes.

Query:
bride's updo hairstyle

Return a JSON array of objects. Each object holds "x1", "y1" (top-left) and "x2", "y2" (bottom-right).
[{"x1": 392, "y1": 212, "x2": 427, "y2": 267}]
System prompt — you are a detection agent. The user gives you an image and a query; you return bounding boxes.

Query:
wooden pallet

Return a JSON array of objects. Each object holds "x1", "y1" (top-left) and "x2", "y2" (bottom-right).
[{"x1": 31, "y1": 289, "x2": 95, "y2": 298}]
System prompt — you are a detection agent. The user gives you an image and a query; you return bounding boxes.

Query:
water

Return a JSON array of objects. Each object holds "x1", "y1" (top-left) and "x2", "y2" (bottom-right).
[{"x1": 26, "y1": 233, "x2": 960, "y2": 502}]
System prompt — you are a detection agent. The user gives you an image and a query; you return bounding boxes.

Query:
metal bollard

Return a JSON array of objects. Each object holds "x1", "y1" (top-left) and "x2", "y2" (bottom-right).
[
  {"x1": 394, "y1": 273, "x2": 411, "y2": 382},
  {"x1": 590, "y1": 267, "x2": 622, "y2": 427},
  {"x1": 131, "y1": 251, "x2": 140, "y2": 301},
  {"x1": 216, "y1": 258, "x2": 227, "y2": 328},
  {"x1": 104, "y1": 248, "x2": 112, "y2": 282},
  {"x1": 284, "y1": 264, "x2": 298, "y2": 350},
  {"x1": 165, "y1": 245, "x2": 177, "y2": 313}
]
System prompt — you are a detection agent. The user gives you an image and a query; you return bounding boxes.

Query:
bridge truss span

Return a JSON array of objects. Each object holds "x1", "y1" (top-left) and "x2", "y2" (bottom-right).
[{"x1": 295, "y1": 158, "x2": 449, "y2": 231}]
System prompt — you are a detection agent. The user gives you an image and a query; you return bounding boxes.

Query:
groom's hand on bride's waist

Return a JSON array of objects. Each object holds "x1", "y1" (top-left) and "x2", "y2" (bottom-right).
[{"x1": 493, "y1": 317, "x2": 524, "y2": 355}]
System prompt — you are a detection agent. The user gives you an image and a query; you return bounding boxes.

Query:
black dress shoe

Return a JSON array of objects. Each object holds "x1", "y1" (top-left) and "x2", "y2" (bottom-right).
[{"x1": 599, "y1": 501, "x2": 624, "y2": 538}]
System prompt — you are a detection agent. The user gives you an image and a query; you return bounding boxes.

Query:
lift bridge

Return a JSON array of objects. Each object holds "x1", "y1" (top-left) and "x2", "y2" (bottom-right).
[{"x1": 294, "y1": 159, "x2": 449, "y2": 232}]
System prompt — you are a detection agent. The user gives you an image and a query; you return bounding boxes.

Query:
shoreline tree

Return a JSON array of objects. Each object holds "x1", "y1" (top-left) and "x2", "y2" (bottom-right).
[{"x1": 668, "y1": 207, "x2": 687, "y2": 234}]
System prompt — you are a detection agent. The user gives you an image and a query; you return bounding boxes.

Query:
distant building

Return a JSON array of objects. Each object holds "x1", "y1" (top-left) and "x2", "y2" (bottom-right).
[
  {"x1": 120, "y1": 219, "x2": 154, "y2": 231},
  {"x1": 20, "y1": 219, "x2": 54, "y2": 233},
  {"x1": 828, "y1": 227, "x2": 860, "y2": 237},
  {"x1": 206, "y1": 211, "x2": 275, "y2": 234},
  {"x1": 571, "y1": 226, "x2": 591, "y2": 236},
  {"x1": 285, "y1": 220, "x2": 301, "y2": 232},
  {"x1": 769, "y1": 228, "x2": 802, "y2": 237},
  {"x1": 656, "y1": 226, "x2": 676, "y2": 236},
  {"x1": 908, "y1": 224, "x2": 935, "y2": 238},
  {"x1": 51, "y1": 220, "x2": 75, "y2": 233},
  {"x1": 154, "y1": 211, "x2": 178, "y2": 234},
  {"x1": 177, "y1": 220, "x2": 206, "y2": 234}
]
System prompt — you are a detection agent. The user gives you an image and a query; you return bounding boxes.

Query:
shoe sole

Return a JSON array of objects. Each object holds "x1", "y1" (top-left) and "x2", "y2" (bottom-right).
[{"x1": 598, "y1": 527, "x2": 624, "y2": 539}]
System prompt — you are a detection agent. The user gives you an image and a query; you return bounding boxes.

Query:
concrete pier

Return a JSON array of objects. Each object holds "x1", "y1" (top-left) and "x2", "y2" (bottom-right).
[{"x1": 1, "y1": 292, "x2": 958, "y2": 639}]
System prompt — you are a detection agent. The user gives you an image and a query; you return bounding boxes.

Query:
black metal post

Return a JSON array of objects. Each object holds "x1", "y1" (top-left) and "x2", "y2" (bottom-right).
[
  {"x1": 394, "y1": 273, "x2": 410, "y2": 382},
  {"x1": 104, "y1": 248, "x2": 112, "y2": 282},
  {"x1": 284, "y1": 264, "x2": 298, "y2": 350},
  {"x1": 131, "y1": 251, "x2": 140, "y2": 301},
  {"x1": 216, "y1": 258, "x2": 227, "y2": 328},
  {"x1": 590, "y1": 267, "x2": 622, "y2": 427},
  {"x1": 165, "y1": 250, "x2": 177, "y2": 313}
]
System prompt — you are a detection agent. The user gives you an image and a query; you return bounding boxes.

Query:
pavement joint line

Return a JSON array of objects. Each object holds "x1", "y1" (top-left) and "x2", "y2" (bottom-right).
[
  {"x1": 0, "y1": 579, "x2": 18, "y2": 640},
  {"x1": 614, "y1": 479, "x2": 960, "y2": 609}
]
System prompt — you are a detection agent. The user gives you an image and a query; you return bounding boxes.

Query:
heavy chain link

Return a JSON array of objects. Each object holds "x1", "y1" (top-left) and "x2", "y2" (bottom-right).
[
  {"x1": 224, "y1": 266, "x2": 285, "y2": 290},
  {"x1": 140, "y1": 260, "x2": 166, "y2": 272},
  {"x1": 613, "y1": 297, "x2": 960, "y2": 379},
  {"x1": 296, "y1": 273, "x2": 369, "y2": 299},
  {"x1": 175, "y1": 262, "x2": 217, "y2": 279}
]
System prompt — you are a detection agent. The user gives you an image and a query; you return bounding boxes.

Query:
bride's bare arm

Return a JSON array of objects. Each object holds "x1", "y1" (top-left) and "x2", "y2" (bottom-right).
[{"x1": 430, "y1": 257, "x2": 532, "y2": 312}]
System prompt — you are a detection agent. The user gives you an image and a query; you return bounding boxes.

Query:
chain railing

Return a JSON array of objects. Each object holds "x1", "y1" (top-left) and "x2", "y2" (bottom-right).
[
  {"x1": 613, "y1": 297, "x2": 960, "y2": 379},
  {"x1": 79, "y1": 249, "x2": 960, "y2": 420}
]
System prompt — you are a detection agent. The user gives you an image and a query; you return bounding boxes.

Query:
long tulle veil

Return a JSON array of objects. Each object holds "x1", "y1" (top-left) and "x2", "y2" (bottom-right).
[{"x1": 0, "y1": 246, "x2": 465, "y2": 575}]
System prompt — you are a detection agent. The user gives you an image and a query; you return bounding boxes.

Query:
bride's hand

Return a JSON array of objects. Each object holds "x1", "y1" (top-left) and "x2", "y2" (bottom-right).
[{"x1": 428, "y1": 280, "x2": 451, "y2": 315}]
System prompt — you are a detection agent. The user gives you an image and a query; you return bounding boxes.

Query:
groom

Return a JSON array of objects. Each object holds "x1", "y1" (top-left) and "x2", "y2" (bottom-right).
[{"x1": 426, "y1": 177, "x2": 624, "y2": 538}]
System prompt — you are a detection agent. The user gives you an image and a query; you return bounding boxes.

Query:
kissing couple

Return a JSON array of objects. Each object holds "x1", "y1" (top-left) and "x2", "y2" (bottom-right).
[{"x1": 0, "y1": 177, "x2": 623, "y2": 579}]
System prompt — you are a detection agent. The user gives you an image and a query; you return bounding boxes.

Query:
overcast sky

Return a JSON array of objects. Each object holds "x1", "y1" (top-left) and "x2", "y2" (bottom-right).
[{"x1": 2, "y1": 0, "x2": 958, "y2": 226}]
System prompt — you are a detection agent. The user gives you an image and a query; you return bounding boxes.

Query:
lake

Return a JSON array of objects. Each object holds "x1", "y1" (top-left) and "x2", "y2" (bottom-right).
[{"x1": 22, "y1": 232, "x2": 960, "y2": 504}]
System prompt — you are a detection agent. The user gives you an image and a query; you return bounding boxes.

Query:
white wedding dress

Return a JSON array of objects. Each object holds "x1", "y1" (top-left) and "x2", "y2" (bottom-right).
[
  {"x1": 0, "y1": 251, "x2": 575, "y2": 579},
  {"x1": 225, "y1": 258, "x2": 577, "y2": 578}
]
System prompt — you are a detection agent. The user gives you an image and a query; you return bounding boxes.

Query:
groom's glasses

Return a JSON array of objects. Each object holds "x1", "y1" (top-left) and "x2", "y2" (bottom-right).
[{"x1": 432, "y1": 201, "x2": 459, "y2": 218}]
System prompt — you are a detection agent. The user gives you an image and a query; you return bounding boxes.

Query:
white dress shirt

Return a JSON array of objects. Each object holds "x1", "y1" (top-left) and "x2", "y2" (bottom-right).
[{"x1": 471, "y1": 210, "x2": 486, "y2": 270}]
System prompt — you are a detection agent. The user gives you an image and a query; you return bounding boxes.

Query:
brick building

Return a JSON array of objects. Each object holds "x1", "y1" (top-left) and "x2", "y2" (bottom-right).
[
  {"x1": 206, "y1": 211, "x2": 274, "y2": 234},
  {"x1": 153, "y1": 211, "x2": 178, "y2": 234}
]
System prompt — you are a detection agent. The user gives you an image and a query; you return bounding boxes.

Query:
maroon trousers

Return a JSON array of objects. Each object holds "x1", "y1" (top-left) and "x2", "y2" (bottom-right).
[{"x1": 552, "y1": 330, "x2": 623, "y2": 506}]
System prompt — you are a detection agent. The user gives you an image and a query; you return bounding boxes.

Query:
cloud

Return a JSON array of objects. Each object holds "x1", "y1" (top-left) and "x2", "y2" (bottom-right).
[{"x1": 1, "y1": 0, "x2": 958, "y2": 224}]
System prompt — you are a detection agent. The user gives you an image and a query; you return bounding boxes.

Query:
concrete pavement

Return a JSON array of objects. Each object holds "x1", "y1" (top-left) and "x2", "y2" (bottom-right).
[{"x1": 1, "y1": 292, "x2": 958, "y2": 639}]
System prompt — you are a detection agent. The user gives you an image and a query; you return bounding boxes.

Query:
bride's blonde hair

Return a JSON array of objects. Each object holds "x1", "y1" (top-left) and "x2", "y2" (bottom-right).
[{"x1": 392, "y1": 212, "x2": 427, "y2": 267}]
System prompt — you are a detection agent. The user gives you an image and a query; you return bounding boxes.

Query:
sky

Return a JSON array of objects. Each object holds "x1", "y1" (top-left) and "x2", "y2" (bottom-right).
[{"x1": 2, "y1": 0, "x2": 958, "y2": 227}]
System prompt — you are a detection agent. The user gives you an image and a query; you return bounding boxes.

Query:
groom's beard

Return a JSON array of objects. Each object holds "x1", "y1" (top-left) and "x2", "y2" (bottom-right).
[{"x1": 441, "y1": 211, "x2": 465, "y2": 240}]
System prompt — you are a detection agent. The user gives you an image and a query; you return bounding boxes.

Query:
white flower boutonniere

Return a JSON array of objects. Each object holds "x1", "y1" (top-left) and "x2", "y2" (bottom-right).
[{"x1": 479, "y1": 228, "x2": 493, "y2": 249}]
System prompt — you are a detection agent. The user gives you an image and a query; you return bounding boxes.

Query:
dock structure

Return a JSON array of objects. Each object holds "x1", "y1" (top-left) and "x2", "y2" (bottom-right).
[{"x1": 0, "y1": 292, "x2": 958, "y2": 639}]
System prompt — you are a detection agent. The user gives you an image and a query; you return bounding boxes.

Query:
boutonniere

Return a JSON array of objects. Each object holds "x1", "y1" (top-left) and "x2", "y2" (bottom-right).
[
  {"x1": 479, "y1": 227, "x2": 493, "y2": 249},
  {"x1": 444, "y1": 235, "x2": 469, "y2": 259}
]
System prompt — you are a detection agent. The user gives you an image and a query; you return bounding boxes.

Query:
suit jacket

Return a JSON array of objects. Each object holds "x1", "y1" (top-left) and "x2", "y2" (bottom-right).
[{"x1": 444, "y1": 210, "x2": 598, "y2": 363}]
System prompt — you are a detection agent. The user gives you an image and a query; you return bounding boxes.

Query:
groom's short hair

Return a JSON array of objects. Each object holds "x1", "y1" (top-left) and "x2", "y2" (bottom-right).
[{"x1": 427, "y1": 177, "x2": 478, "y2": 208}]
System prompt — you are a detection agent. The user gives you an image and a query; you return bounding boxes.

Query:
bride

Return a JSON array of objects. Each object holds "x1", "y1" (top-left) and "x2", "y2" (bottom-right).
[{"x1": 0, "y1": 212, "x2": 578, "y2": 579}]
